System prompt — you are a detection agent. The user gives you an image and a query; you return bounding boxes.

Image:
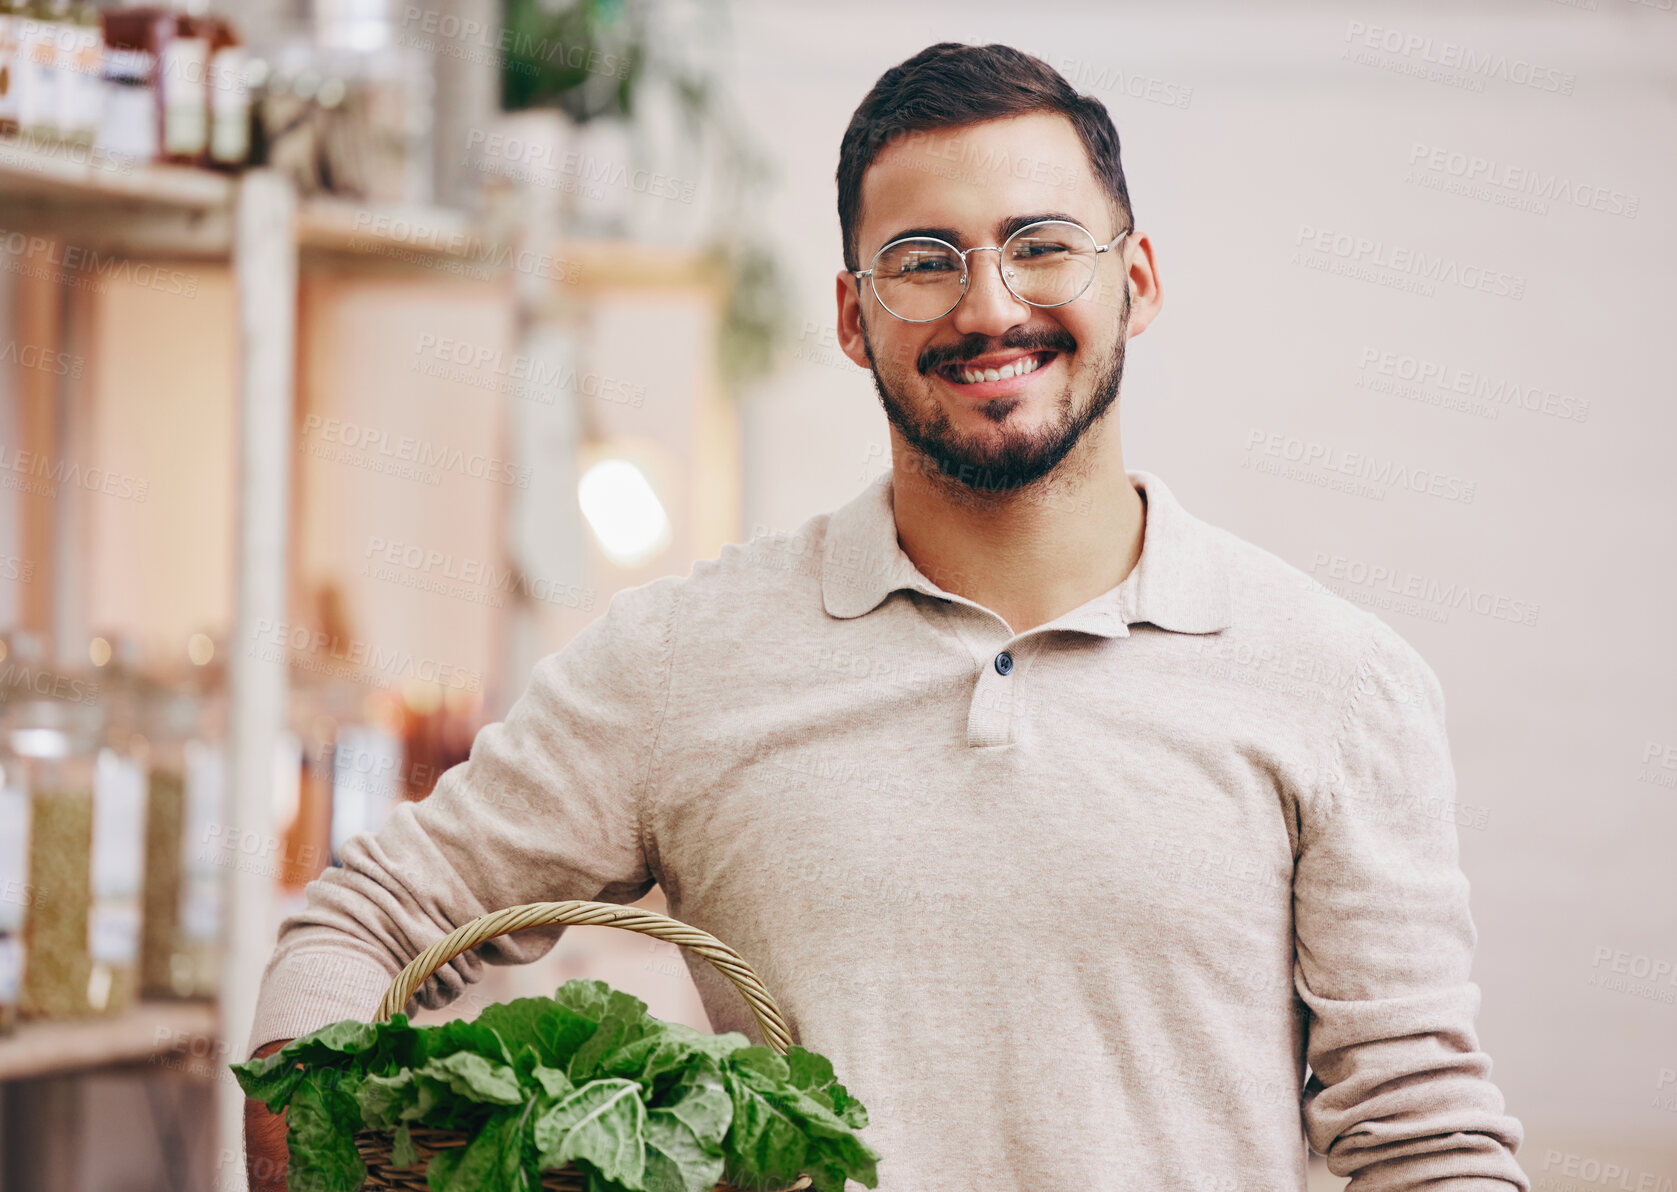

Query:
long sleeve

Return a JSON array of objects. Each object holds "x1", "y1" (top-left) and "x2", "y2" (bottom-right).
[
  {"x1": 246, "y1": 574, "x2": 681, "y2": 1049},
  {"x1": 1295, "y1": 623, "x2": 1529, "y2": 1191}
]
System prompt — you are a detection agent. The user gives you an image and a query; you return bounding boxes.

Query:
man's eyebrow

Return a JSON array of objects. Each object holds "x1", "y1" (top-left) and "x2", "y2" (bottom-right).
[{"x1": 876, "y1": 212, "x2": 1091, "y2": 249}]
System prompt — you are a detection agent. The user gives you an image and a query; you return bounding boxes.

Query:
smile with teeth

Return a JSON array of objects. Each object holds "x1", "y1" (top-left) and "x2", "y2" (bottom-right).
[{"x1": 945, "y1": 351, "x2": 1052, "y2": 385}]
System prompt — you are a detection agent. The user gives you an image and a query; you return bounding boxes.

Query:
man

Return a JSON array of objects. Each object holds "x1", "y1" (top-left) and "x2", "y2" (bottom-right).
[{"x1": 246, "y1": 43, "x2": 1529, "y2": 1191}]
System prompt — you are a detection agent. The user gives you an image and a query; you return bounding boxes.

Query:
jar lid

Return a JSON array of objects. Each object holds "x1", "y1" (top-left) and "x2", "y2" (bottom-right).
[{"x1": 4, "y1": 697, "x2": 104, "y2": 757}]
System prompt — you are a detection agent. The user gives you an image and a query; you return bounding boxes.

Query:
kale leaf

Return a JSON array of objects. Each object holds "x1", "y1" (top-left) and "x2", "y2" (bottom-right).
[{"x1": 230, "y1": 978, "x2": 880, "y2": 1192}]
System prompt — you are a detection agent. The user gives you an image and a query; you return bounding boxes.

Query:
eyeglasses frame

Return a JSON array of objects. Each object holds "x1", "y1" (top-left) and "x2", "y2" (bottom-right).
[{"x1": 849, "y1": 219, "x2": 1133, "y2": 323}]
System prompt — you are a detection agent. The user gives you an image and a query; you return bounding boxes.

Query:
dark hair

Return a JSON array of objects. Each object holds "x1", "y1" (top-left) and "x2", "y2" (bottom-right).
[{"x1": 836, "y1": 42, "x2": 1135, "y2": 271}]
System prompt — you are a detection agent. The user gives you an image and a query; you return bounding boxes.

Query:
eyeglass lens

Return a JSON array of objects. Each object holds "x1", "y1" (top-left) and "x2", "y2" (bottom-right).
[{"x1": 869, "y1": 220, "x2": 1101, "y2": 321}]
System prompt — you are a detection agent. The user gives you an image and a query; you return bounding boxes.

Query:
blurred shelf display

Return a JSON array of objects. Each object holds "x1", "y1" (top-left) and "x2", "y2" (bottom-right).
[
  {"x1": 0, "y1": 996, "x2": 216, "y2": 1082},
  {"x1": 0, "y1": 98, "x2": 740, "y2": 1192},
  {"x1": 0, "y1": 4, "x2": 433, "y2": 199},
  {"x1": 0, "y1": 631, "x2": 229, "y2": 1031},
  {"x1": 0, "y1": 10, "x2": 758, "y2": 1192},
  {"x1": 0, "y1": 126, "x2": 496, "y2": 261},
  {"x1": 0, "y1": 135, "x2": 482, "y2": 1187}
]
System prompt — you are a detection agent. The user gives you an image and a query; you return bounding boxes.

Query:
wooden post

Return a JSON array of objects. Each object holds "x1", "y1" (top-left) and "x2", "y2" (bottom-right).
[
  {"x1": 430, "y1": 0, "x2": 501, "y2": 210},
  {"x1": 218, "y1": 169, "x2": 296, "y2": 1191}
]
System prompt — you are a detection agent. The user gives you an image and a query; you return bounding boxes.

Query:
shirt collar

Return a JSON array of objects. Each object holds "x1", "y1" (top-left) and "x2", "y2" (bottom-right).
[{"x1": 820, "y1": 468, "x2": 1233, "y2": 637}]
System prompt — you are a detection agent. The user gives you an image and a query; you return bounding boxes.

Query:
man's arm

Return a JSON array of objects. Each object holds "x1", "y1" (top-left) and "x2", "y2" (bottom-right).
[
  {"x1": 244, "y1": 574, "x2": 681, "y2": 1063},
  {"x1": 1295, "y1": 623, "x2": 1529, "y2": 1192},
  {"x1": 243, "y1": 1037, "x2": 293, "y2": 1192}
]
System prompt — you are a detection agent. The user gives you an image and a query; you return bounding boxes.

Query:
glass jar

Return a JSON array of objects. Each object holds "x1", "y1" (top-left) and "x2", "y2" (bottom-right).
[
  {"x1": 89, "y1": 726, "x2": 147, "y2": 1014},
  {"x1": 0, "y1": 727, "x2": 30, "y2": 1034},
  {"x1": 79, "y1": 636, "x2": 149, "y2": 1016},
  {"x1": 12, "y1": 694, "x2": 102, "y2": 1020},
  {"x1": 140, "y1": 681, "x2": 222, "y2": 999}
]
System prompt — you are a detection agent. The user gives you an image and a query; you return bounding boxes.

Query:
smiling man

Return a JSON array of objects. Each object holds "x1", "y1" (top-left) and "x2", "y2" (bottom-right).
[
  {"x1": 835, "y1": 101, "x2": 1145, "y2": 639},
  {"x1": 245, "y1": 43, "x2": 1529, "y2": 1192}
]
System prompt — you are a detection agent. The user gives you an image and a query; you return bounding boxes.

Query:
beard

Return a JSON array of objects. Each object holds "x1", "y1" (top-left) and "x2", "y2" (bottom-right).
[{"x1": 859, "y1": 287, "x2": 1130, "y2": 502}]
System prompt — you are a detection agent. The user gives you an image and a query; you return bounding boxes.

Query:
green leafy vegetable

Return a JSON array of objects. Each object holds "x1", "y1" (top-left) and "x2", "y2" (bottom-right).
[
  {"x1": 533, "y1": 1076, "x2": 647, "y2": 1183},
  {"x1": 416, "y1": 1051, "x2": 526, "y2": 1106},
  {"x1": 642, "y1": 1060, "x2": 731, "y2": 1192},
  {"x1": 286, "y1": 1072, "x2": 367, "y2": 1192},
  {"x1": 230, "y1": 978, "x2": 879, "y2": 1192}
]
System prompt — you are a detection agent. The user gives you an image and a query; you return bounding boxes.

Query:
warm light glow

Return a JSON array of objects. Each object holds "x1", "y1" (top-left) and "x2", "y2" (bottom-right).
[
  {"x1": 401, "y1": 679, "x2": 442, "y2": 716},
  {"x1": 578, "y1": 458, "x2": 671, "y2": 567},
  {"x1": 89, "y1": 637, "x2": 112, "y2": 667},
  {"x1": 364, "y1": 689, "x2": 405, "y2": 735},
  {"x1": 188, "y1": 633, "x2": 215, "y2": 666},
  {"x1": 11, "y1": 728, "x2": 69, "y2": 759}
]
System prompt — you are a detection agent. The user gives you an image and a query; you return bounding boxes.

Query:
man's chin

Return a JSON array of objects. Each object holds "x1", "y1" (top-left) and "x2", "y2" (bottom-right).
[{"x1": 894, "y1": 430, "x2": 1076, "y2": 497}]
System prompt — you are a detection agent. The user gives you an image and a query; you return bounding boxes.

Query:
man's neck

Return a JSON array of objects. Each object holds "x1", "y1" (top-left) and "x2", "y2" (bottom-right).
[{"x1": 888, "y1": 444, "x2": 1146, "y2": 637}]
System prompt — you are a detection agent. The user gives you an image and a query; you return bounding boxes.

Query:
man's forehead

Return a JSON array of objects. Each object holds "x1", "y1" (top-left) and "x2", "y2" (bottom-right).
[{"x1": 856, "y1": 112, "x2": 1105, "y2": 248}]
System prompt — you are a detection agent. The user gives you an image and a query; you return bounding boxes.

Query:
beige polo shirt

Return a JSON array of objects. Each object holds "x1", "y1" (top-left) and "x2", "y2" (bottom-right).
[{"x1": 250, "y1": 468, "x2": 1530, "y2": 1192}]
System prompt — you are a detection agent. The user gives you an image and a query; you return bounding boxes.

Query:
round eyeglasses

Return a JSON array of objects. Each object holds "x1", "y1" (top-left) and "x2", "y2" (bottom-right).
[{"x1": 850, "y1": 219, "x2": 1131, "y2": 323}]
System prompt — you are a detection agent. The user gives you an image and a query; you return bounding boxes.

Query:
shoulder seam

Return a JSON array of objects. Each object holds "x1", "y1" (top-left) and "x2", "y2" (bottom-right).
[{"x1": 1315, "y1": 625, "x2": 1384, "y2": 838}]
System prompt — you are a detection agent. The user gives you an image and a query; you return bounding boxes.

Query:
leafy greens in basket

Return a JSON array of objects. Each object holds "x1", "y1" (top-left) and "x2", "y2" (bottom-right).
[{"x1": 232, "y1": 978, "x2": 880, "y2": 1192}]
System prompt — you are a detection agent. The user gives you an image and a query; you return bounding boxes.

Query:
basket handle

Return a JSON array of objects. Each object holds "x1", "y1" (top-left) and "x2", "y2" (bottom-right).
[{"x1": 374, "y1": 901, "x2": 797, "y2": 1054}]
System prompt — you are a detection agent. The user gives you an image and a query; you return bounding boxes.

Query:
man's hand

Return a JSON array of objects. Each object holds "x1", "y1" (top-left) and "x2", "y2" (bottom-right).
[{"x1": 243, "y1": 1038, "x2": 294, "y2": 1192}]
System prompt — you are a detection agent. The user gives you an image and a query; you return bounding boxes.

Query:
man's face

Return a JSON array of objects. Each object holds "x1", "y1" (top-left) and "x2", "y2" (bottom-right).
[{"x1": 835, "y1": 111, "x2": 1159, "y2": 498}]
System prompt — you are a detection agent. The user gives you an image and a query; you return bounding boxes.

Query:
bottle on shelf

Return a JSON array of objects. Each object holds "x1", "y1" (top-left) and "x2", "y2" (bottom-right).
[
  {"x1": 55, "y1": 0, "x2": 99, "y2": 149},
  {"x1": 0, "y1": 0, "x2": 24, "y2": 138},
  {"x1": 84, "y1": 634, "x2": 149, "y2": 1016},
  {"x1": 160, "y1": 3, "x2": 209, "y2": 165},
  {"x1": 283, "y1": 671, "x2": 338, "y2": 892},
  {"x1": 97, "y1": 7, "x2": 160, "y2": 163},
  {"x1": 139, "y1": 639, "x2": 225, "y2": 999},
  {"x1": 14, "y1": 0, "x2": 67, "y2": 145},
  {"x1": 204, "y1": 14, "x2": 247, "y2": 169},
  {"x1": 98, "y1": 3, "x2": 212, "y2": 167},
  {"x1": 88, "y1": 730, "x2": 145, "y2": 1014}
]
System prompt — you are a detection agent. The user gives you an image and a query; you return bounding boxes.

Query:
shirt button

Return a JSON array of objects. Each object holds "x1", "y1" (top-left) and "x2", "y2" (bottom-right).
[{"x1": 994, "y1": 650, "x2": 1014, "y2": 675}]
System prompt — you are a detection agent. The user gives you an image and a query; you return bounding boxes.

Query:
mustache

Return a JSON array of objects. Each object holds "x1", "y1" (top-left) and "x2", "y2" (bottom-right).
[{"x1": 917, "y1": 328, "x2": 1078, "y2": 376}]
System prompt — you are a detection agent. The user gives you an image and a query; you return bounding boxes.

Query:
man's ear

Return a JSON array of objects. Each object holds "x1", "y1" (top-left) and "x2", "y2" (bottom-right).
[
  {"x1": 835, "y1": 270, "x2": 872, "y2": 371},
  {"x1": 1119, "y1": 232, "x2": 1163, "y2": 340}
]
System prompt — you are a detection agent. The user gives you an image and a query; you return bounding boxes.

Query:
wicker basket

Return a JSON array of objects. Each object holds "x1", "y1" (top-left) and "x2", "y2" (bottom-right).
[{"x1": 353, "y1": 900, "x2": 813, "y2": 1192}]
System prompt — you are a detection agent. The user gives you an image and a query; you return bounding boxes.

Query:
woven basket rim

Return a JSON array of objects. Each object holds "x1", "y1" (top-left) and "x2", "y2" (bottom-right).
[{"x1": 355, "y1": 901, "x2": 817, "y2": 1192}]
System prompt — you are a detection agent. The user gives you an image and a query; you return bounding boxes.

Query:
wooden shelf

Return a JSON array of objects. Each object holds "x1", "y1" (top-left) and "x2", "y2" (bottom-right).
[
  {"x1": 0, "y1": 999, "x2": 219, "y2": 1082},
  {"x1": 0, "y1": 135, "x2": 233, "y2": 257},
  {"x1": 297, "y1": 194, "x2": 497, "y2": 264},
  {"x1": 0, "y1": 134, "x2": 499, "y2": 269},
  {"x1": 0, "y1": 134, "x2": 234, "y2": 208}
]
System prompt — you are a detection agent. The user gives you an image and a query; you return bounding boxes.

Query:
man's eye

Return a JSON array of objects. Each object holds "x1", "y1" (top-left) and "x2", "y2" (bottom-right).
[{"x1": 898, "y1": 256, "x2": 956, "y2": 274}]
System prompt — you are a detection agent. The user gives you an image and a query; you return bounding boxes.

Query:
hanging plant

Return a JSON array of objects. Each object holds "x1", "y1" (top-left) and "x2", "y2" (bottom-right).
[
  {"x1": 500, "y1": 0, "x2": 647, "y2": 121},
  {"x1": 496, "y1": 0, "x2": 791, "y2": 399}
]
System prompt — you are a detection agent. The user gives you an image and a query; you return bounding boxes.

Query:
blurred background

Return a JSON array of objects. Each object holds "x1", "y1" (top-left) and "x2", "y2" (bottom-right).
[{"x1": 0, "y1": 0, "x2": 1668, "y2": 1189}]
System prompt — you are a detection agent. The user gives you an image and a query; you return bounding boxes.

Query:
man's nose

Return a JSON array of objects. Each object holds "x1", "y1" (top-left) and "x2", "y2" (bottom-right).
[{"x1": 950, "y1": 248, "x2": 1032, "y2": 337}]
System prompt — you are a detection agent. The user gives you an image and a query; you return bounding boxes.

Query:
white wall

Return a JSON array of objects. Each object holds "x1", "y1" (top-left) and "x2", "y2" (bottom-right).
[{"x1": 729, "y1": 0, "x2": 1677, "y2": 1173}]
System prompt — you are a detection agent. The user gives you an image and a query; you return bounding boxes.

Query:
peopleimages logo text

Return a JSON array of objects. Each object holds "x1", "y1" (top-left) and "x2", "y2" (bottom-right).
[
  {"x1": 1407, "y1": 143, "x2": 1639, "y2": 219},
  {"x1": 298, "y1": 415, "x2": 530, "y2": 488},
  {"x1": 1244, "y1": 429, "x2": 1476, "y2": 503},
  {"x1": 1295, "y1": 225, "x2": 1526, "y2": 300},
  {"x1": 248, "y1": 619, "x2": 483, "y2": 693},
  {"x1": 1343, "y1": 21, "x2": 1576, "y2": 94}
]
